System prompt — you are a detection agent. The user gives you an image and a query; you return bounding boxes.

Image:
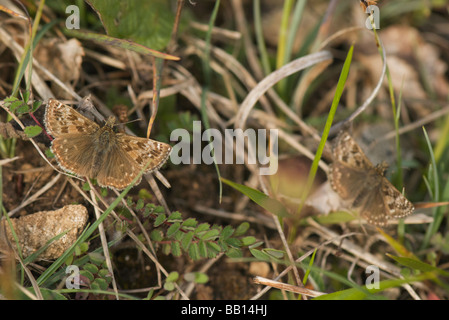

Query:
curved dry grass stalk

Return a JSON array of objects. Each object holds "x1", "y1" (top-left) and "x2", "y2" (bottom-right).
[
  {"x1": 172, "y1": 65, "x2": 226, "y2": 129},
  {"x1": 189, "y1": 21, "x2": 242, "y2": 41},
  {"x1": 292, "y1": 59, "x2": 333, "y2": 115},
  {"x1": 185, "y1": 36, "x2": 274, "y2": 115},
  {"x1": 136, "y1": 76, "x2": 196, "y2": 103},
  {"x1": 84, "y1": 48, "x2": 127, "y2": 70},
  {"x1": 235, "y1": 50, "x2": 333, "y2": 130},
  {"x1": 317, "y1": 26, "x2": 365, "y2": 51},
  {"x1": 265, "y1": 87, "x2": 321, "y2": 140}
]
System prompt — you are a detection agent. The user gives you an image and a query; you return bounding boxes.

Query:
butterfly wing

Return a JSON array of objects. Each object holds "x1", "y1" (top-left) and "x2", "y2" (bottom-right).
[
  {"x1": 45, "y1": 99, "x2": 172, "y2": 190},
  {"x1": 45, "y1": 99, "x2": 99, "y2": 137},
  {"x1": 330, "y1": 131, "x2": 414, "y2": 226},
  {"x1": 357, "y1": 184, "x2": 390, "y2": 226},
  {"x1": 51, "y1": 133, "x2": 98, "y2": 178},
  {"x1": 329, "y1": 162, "x2": 370, "y2": 201},
  {"x1": 95, "y1": 144, "x2": 142, "y2": 189},
  {"x1": 358, "y1": 180, "x2": 414, "y2": 226},
  {"x1": 332, "y1": 131, "x2": 374, "y2": 170},
  {"x1": 380, "y1": 179, "x2": 415, "y2": 220},
  {"x1": 329, "y1": 131, "x2": 375, "y2": 200},
  {"x1": 95, "y1": 135, "x2": 172, "y2": 189},
  {"x1": 117, "y1": 134, "x2": 172, "y2": 172}
]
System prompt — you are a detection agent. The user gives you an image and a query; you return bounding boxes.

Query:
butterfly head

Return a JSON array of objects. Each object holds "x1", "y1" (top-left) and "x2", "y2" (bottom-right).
[
  {"x1": 375, "y1": 161, "x2": 388, "y2": 176},
  {"x1": 104, "y1": 116, "x2": 117, "y2": 128}
]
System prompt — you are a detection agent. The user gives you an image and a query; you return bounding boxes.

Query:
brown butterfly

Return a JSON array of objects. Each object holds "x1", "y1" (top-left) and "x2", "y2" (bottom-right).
[
  {"x1": 44, "y1": 99, "x2": 171, "y2": 189},
  {"x1": 328, "y1": 131, "x2": 414, "y2": 226}
]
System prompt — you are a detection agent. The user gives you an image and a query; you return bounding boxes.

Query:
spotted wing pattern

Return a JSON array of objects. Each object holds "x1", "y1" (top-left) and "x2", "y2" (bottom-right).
[
  {"x1": 44, "y1": 99, "x2": 172, "y2": 190},
  {"x1": 328, "y1": 131, "x2": 414, "y2": 226}
]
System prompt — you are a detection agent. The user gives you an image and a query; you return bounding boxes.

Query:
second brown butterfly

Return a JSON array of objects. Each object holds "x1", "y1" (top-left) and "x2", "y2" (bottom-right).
[{"x1": 328, "y1": 131, "x2": 414, "y2": 226}]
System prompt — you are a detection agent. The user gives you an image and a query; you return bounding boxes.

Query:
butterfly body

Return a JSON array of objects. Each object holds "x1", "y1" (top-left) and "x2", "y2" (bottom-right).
[
  {"x1": 328, "y1": 131, "x2": 414, "y2": 226},
  {"x1": 44, "y1": 99, "x2": 172, "y2": 189}
]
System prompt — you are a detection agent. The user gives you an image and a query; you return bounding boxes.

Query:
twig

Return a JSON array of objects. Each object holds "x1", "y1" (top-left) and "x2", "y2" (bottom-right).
[
  {"x1": 253, "y1": 276, "x2": 325, "y2": 297},
  {"x1": 193, "y1": 204, "x2": 275, "y2": 229}
]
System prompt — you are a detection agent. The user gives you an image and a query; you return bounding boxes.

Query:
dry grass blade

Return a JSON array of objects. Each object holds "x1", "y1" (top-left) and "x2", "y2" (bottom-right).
[
  {"x1": 0, "y1": 27, "x2": 78, "y2": 100},
  {"x1": 231, "y1": 0, "x2": 264, "y2": 80},
  {"x1": 185, "y1": 36, "x2": 274, "y2": 115},
  {"x1": 82, "y1": 185, "x2": 188, "y2": 299},
  {"x1": 2, "y1": 0, "x2": 447, "y2": 301},
  {"x1": 253, "y1": 276, "x2": 325, "y2": 297},
  {"x1": 370, "y1": 103, "x2": 449, "y2": 146},
  {"x1": 183, "y1": 253, "x2": 224, "y2": 299},
  {"x1": 235, "y1": 51, "x2": 333, "y2": 130},
  {"x1": 308, "y1": 219, "x2": 401, "y2": 275},
  {"x1": 7, "y1": 173, "x2": 61, "y2": 218},
  {"x1": 0, "y1": 156, "x2": 20, "y2": 166},
  {"x1": 88, "y1": 181, "x2": 119, "y2": 300},
  {"x1": 250, "y1": 232, "x2": 360, "y2": 300}
]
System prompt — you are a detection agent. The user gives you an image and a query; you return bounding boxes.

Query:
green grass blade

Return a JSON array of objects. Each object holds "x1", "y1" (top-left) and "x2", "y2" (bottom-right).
[
  {"x1": 221, "y1": 178, "x2": 290, "y2": 218},
  {"x1": 314, "y1": 273, "x2": 434, "y2": 300},
  {"x1": 296, "y1": 45, "x2": 354, "y2": 216},
  {"x1": 387, "y1": 254, "x2": 449, "y2": 277},
  {"x1": 11, "y1": 0, "x2": 46, "y2": 96},
  {"x1": 302, "y1": 248, "x2": 317, "y2": 286},
  {"x1": 421, "y1": 126, "x2": 441, "y2": 249},
  {"x1": 253, "y1": 0, "x2": 271, "y2": 75},
  {"x1": 275, "y1": 0, "x2": 294, "y2": 95}
]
